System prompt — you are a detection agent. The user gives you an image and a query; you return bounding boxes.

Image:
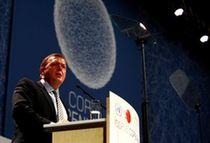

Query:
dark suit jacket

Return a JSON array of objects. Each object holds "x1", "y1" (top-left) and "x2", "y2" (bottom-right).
[{"x1": 12, "y1": 77, "x2": 67, "y2": 143}]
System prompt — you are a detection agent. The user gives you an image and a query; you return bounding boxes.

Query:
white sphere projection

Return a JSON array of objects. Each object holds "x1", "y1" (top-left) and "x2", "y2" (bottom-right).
[{"x1": 54, "y1": 0, "x2": 116, "y2": 89}]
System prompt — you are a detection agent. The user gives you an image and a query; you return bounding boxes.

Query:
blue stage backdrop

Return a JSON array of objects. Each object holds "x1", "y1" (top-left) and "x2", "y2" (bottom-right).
[
  {"x1": 2, "y1": 0, "x2": 210, "y2": 143},
  {"x1": 4, "y1": 0, "x2": 142, "y2": 138}
]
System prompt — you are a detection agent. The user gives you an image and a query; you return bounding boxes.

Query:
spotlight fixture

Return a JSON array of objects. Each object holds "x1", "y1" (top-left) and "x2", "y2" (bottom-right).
[
  {"x1": 139, "y1": 22, "x2": 147, "y2": 30},
  {"x1": 198, "y1": 27, "x2": 209, "y2": 43},
  {"x1": 200, "y1": 35, "x2": 209, "y2": 43},
  {"x1": 174, "y1": 8, "x2": 184, "y2": 16},
  {"x1": 172, "y1": 0, "x2": 186, "y2": 16}
]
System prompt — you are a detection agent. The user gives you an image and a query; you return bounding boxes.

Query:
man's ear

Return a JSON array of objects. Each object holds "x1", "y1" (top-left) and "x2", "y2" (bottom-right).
[{"x1": 40, "y1": 67, "x2": 45, "y2": 79}]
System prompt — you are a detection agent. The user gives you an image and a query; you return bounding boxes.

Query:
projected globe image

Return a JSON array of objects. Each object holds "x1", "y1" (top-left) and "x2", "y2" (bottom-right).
[{"x1": 54, "y1": 0, "x2": 116, "y2": 89}]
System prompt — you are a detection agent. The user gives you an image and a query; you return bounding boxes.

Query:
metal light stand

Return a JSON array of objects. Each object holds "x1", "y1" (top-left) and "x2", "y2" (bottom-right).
[
  {"x1": 194, "y1": 103, "x2": 203, "y2": 143},
  {"x1": 136, "y1": 38, "x2": 149, "y2": 143},
  {"x1": 111, "y1": 15, "x2": 150, "y2": 143}
]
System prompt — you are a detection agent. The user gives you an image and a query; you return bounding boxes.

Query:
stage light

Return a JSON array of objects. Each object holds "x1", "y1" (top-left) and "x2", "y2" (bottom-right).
[
  {"x1": 200, "y1": 35, "x2": 209, "y2": 43},
  {"x1": 139, "y1": 22, "x2": 147, "y2": 31},
  {"x1": 174, "y1": 8, "x2": 184, "y2": 16},
  {"x1": 172, "y1": 0, "x2": 186, "y2": 16},
  {"x1": 198, "y1": 26, "x2": 209, "y2": 43}
]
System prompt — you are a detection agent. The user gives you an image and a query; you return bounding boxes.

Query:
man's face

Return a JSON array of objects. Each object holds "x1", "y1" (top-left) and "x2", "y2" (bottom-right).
[{"x1": 43, "y1": 56, "x2": 67, "y2": 89}]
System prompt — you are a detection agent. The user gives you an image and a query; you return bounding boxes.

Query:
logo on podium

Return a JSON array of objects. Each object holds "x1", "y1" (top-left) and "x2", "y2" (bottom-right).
[{"x1": 107, "y1": 91, "x2": 140, "y2": 143}]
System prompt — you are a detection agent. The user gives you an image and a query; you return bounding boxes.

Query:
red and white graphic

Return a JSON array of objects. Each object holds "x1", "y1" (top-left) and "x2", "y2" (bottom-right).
[
  {"x1": 108, "y1": 91, "x2": 140, "y2": 143},
  {"x1": 125, "y1": 109, "x2": 131, "y2": 123}
]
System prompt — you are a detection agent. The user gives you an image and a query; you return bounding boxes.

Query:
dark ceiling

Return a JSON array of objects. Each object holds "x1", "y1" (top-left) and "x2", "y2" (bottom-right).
[{"x1": 124, "y1": 0, "x2": 210, "y2": 68}]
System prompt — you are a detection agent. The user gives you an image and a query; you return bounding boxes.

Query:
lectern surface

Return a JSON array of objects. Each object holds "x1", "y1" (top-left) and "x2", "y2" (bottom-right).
[
  {"x1": 44, "y1": 118, "x2": 106, "y2": 131},
  {"x1": 44, "y1": 118, "x2": 106, "y2": 143}
]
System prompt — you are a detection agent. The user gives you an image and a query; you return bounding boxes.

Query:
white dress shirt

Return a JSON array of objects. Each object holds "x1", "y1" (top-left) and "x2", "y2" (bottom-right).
[{"x1": 40, "y1": 79, "x2": 68, "y2": 122}]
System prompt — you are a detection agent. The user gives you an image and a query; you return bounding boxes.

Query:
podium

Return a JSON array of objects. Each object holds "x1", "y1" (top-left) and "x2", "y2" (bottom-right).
[
  {"x1": 44, "y1": 91, "x2": 140, "y2": 143},
  {"x1": 44, "y1": 119, "x2": 106, "y2": 143}
]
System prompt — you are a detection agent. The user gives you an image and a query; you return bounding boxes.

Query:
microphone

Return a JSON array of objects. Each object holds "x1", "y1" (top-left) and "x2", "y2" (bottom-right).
[
  {"x1": 76, "y1": 85, "x2": 95, "y2": 100},
  {"x1": 76, "y1": 85, "x2": 106, "y2": 110}
]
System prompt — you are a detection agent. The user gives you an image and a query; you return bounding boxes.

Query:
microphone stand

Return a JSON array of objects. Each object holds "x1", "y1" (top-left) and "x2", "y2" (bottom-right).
[{"x1": 76, "y1": 85, "x2": 106, "y2": 110}]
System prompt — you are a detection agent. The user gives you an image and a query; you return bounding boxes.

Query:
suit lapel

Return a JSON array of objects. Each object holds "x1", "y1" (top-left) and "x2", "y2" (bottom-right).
[{"x1": 36, "y1": 81, "x2": 56, "y2": 117}]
